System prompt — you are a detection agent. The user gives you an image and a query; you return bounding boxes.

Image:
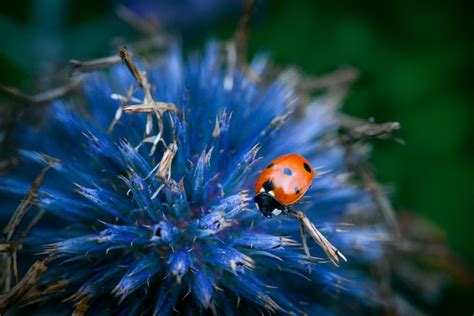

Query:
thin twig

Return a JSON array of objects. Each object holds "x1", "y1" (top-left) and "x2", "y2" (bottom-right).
[
  {"x1": 289, "y1": 210, "x2": 347, "y2": 266},
  {"x1": 0, "y1": 157, "x2": 20, "y2": 174},
  {"x1": 20, "y1": 279, "x2": 69, "y2": 306},
  {"x1": 1, "y1": 161, "x2": 53, "y2": 293},
  {"x1": 234, "y1": 0, "x2": 256, "y2": 64},
  {"x1": 69, "y1": 55, "x2": 122, "y2": 75},
  {"x1": 299, "y1": 222, "x2": 311, "y2": 257},
  {"x1": 119, "y1": 47, "x2": 156, "y2": 140},
  {"x1": 3, "y1": 164, "x2": 52, "y2": 241},
  {"x1": 123, "y1": 102, "x2": 177, "y2": 114},
  {"x1": 20, "y1": 207, "x2": 46, "y2": 239},
  {"x1": 155, "y1": 140, "x2": 178, "y2": 180},
  {"x1": 12, "y1": 251, "x2": 18, "y2": 284},
  {"x1": 391, "y1": 239, "x2": 451, "y2": 258},
  {"x1": 339, "y1": 115, "x2": 401, "y2": 142},
  {"x1": 356, "y1": 163, "x2": 401, "y2": 239},
  {"x1": 2, "y1": 256, "x2": 12, "y2": 292},
  {"x1": 0, "y1": 242, "x2": 22, "y2": 253},
  {"x1": 72, "y1": 296, "x2": 90, "y2": 316},
  {"x1": 0, "y1": 242, "x2": 22, "y2": 293},
  {"x1": 0, "y1": 256, "x2": 54, "y2": 313},
  {"x1": 377, "y1": 258, "x2": 398, "y2": 315},
  {"x1": 116, "y1": 5, "x2": 162, "y2": 36},
  {"x1": 0, "y1": 78, "x2": 81, "y2": 104},
  {"x1": 119, "y1": 47, "x2": 178, "y2": 157},
  {"x1": 339, "y1": 117, "x2": 401, "y2": 238},
  {"x1": 119, "y1": 48, "x2": 147, "y2": 89},
  {"x1": 108, "y1": 88, "x2": 138, "y2": 134},
  {"x1": 300, "y1": 67, "x2": 360, "y2": 91}
]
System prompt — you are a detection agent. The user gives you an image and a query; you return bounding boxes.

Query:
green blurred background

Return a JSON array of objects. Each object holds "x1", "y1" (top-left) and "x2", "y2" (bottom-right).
[{"x1": 1, "y1": 0, "x2": 473, "y2": 313}]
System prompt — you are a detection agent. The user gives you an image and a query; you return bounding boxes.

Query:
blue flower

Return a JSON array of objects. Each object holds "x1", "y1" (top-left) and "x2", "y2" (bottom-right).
[{"x1": 0, "y1": 42, "x2": 390, "y2": 314}]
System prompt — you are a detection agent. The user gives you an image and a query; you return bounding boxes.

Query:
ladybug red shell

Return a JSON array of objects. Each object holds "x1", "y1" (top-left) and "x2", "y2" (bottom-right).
[{"x1": 254, "y1": 154, "x2": 315, "y2": 217}]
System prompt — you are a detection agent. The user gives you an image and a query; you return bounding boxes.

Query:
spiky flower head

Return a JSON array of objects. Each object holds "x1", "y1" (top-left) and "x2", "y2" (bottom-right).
[{"x1": 1, "y1": 42, "x2": 391, "y2": 315}]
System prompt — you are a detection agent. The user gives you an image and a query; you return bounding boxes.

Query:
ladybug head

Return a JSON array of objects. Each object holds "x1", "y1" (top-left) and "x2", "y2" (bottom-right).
[{"x1": 254, "y1": 192, "x2": 287, "y2": 218}]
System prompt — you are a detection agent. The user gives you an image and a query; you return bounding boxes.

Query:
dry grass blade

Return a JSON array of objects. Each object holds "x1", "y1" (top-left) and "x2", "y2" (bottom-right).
[
  {"x1": 0, "y1": 78, "x2": 81, "y2": 104},
  {"x1": 20, "y1": 279, "x2": 68, "y2": 306},
  {"x1": 1, "y1": 161, "x2": 53, "y2": 293},
  {"x1": 1, "y1": 256, "x2": 12, "y2": 292},
  {"x1": 72, "y1": 296, "x2": 90, "y2": 316},
  {"x1": 351, "y1": 122, "x2": 400, "y2": 139},
  {"x1": 234, "y1": 0, "x2": 256, "y2": 63},
  {"x1": 0, "y1": 256, "x2": 54, "y2": 313},
  {"x1": 3, "y1": 164, "x2": 52, "y2": 241},
  {"x1": 339, "y1": 114, "x2": 401, "y2": 141},
  {"x1": 118, "y1": 46, "x2": 179, "y2": 159},
  {"x1": 119, "y1": 47, "x2": 147, "y2": 89},
  {"x1": 301, "y1": 67, "x2": 360, "y2": 91},
  {"x1": 116, "y1": 5, "x2": 162, "y2": 36},
  {"x1": 299, "y1": 222, "x2": 311, "y2": 257},
  {"x1": 70, "y1": 55, "x2": 122, "y2": 75},
  {"x1": 119, "y1": 47, "x2": 158, "y2": 140},
  {"x1": 0, "y1": 242, "x2": 22, "y2": 253},
  {"x1": 0, "y1": 157, "x2": 19, "y2": 174},
  {"x1": 155, "y1": 141, "x2": 178, "y2": 180},
  {"x1": 289, "y1": 210, "x2": 347, "y2": 266},
  {"x1": 20, "y1": 208, "x2": 46, "y2": 239},
  {"x1": 339, "y1": 116, "x2": 401, "y2": 238},
  {"x1": 357, "y1": 163, "x2": 401, "y2": 238},
  {"x1": 123, "y1": 102, "x2": 177, "y2": 114}
]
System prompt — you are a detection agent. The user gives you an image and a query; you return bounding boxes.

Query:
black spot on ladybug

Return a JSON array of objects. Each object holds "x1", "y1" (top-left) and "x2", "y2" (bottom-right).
[
  {"x1": 283, "y1": 167, "x2": 293, "y2": 176},
  {"x1": 266, "y1": 163, "x2": 274, "y2": 169},
  {"x1": 303, "y1": 163, "x2": 312, "y2": 173},
  {"x1": 262, "y1": 180, "x2": 275, "y2": 192},
  {"x1": 295, "y1": 187, "x2": 300, "y2": 194},
  {"x1": 155, "y1": 228, "x2": 161, "y2": 237}
]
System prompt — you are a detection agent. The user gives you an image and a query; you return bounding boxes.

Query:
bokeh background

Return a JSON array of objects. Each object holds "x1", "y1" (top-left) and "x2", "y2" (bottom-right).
[{"x1": 1, "y1": 0, "x2": 472, "y2": 314}]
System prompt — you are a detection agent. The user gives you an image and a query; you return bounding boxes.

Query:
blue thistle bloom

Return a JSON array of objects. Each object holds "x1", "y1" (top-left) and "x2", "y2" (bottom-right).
[{"x1": 0, "y1": 42, "x2": 391, "y2": 314}]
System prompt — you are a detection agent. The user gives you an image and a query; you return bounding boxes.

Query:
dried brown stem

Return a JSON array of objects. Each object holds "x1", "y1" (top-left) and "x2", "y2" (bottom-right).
[
  {"x1": 0, "y1": 242, "x2": 22, "y2": 253},
  {"x1": 3, "y1": 164, "x2": 52, "y2": 241},
  {"x1": 116, "y1": 5, "x2": 162, "y2": 36},
  {"x1": 119, "y1": 47, "x2": 179, "y2": 160},
  {"x1": 2, "y1": 255, "x2": 12, "y2": 292},
  {"x1": 340, "y1": 115, "x2": 400, "y2": 141},
  {"x1": 339, "y1": 117, "x2": 401, "y2": 238},
  {"x1": 1, "y1": 162, "x2": 52, "y2": 293},
  {"x1": 0, "y1": 256, "x2": 54, "y2": 313},
  {"x1": 357, "y1": 163, "x2": 401, "y2": 239},
  {"x1": 0, "y1": 157, "x2": 20, "y2": 174},
  {"x1": 300, "y1": 67, "x2": 360, "y2": 91},
  {"x1": 12, "y1": 251, "x2": 18, "y2": 284},
  {"x1": 119, "y1": 48, "x2": 147, "y2": 89},
  {"x1": 298, "y1": 221, "x2": 311, "y2": 257},
  {"x1": 20, "y1": 279, "x2": 68, "y2": 306},
  {"x1": 72, "y1": 296, "x2": 90, "y2": 316},
  {"x1": 289, "y1": 210, "x2": 347, "y2": 266},
  {"x1": 123, "y1": 102, "x2": 177, "y2": 114},
  {"x1": 155, "y1": 141, "x2": 178, "y2": 180},
  {"x1": 69, "y1": 55, "x2": 122, "y2": 75},
  {"x1": 392, "y1": 239, "x2": 451, "y2": 258},
  {"x1": 20, "y1": 208, "x2": 46, "y2": 239},
  {"x1": 0, "y1": 79, "x2": 81, "y2": 104},
  {"x1": 234, "y1": 0, "x2": 256, "y2": 63}
]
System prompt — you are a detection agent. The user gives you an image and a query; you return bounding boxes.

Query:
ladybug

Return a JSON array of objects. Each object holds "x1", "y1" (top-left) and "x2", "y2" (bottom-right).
[
  {"x1": 253, "y1": 153, "x2": 347, "y2": 266},
  {"x1": 254, "y1": 153, "x2": 315, "y2": 218}
]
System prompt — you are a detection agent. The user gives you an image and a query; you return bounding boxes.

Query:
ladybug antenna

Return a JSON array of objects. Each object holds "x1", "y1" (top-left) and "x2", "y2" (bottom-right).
[{"x1": 288, "y1": 209, "x2": 347, "y2": 266}]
